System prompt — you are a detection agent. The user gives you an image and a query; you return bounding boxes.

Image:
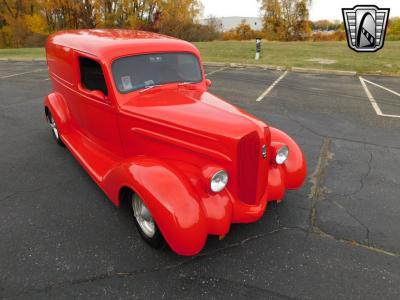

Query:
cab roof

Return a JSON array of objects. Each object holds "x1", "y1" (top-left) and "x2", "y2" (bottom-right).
[{"x1": 47, "y1": 29, "x2": 200, "y2": 63}]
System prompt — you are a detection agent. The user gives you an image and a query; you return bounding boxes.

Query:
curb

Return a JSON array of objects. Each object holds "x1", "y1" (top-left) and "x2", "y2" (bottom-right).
[
  {"x1": 204, "y1": 62, "x2": 358, "y2": 76},
  {"x1": 0, "y1": 58, "x2": 397, "y2": 77},
  {"x1": 0, "y1": 58, "x2": 46, "y2": 62},
  {"x1": 291, "y1": 67, "x2": 357, "y2": 76},
  {"x1": 204, "y1": 62, "x2": 287, "y2": 71}
]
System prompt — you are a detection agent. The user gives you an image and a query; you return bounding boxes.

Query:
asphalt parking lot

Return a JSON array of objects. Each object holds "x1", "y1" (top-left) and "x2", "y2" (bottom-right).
[{"x1": 1, "y1": 60, "x2": 400, "y2": 299}]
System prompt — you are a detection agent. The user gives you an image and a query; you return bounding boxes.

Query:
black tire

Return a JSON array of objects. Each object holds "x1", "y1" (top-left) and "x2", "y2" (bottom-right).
[
  {"x1": 46, "y1": 110, "x2": 64, "y2": 146},
  {"x1": 130, "y1": 193, "x2": 165, "y2": 249}
]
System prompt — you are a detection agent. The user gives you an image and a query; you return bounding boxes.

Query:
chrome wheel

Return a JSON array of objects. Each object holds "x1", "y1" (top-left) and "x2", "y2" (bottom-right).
[
  {"x1": 47, "y1": 113, "x2": 59, "y2": 140},
  {"x1": 132, "y1": 194, "x2": 156, "y2": 238}
]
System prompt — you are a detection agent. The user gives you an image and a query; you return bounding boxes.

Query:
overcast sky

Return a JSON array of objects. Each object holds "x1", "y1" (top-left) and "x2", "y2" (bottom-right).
[{"x1": 201, "y1": 0, "x2": 400, "y2": 20}]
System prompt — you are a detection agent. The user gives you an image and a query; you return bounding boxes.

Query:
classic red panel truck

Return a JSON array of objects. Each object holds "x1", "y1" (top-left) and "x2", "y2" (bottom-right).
[{"x1": 44, "y1": 29, "x2": 307, "y2": 256}]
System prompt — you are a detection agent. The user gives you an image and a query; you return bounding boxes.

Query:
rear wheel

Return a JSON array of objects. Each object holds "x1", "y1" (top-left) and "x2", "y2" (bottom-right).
[
  {"x1": 131, "y1": 193, "x2": 165, "y2": 249},
  {"x1": 46, "y1": 111, "x2": 64, "y2": 146}
]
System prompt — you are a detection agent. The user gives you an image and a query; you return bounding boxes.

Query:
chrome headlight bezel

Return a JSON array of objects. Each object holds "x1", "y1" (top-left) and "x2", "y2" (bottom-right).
[{"x1": 210, "y1": 170, "x2": 228, "y2": 192}]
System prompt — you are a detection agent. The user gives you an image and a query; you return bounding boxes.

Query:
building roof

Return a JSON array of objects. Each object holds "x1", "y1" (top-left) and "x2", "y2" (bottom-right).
[{"x1": 47, "y1": 29, "x2": 199, "y2": 63}]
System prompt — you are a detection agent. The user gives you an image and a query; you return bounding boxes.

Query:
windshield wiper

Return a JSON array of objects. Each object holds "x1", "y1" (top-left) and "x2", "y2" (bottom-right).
[
  {"x1": 139, "y1": 85, "x2": 161, "y2": 94},
  {"x1": 178, "y1": 81, "x2": 197, "y2": 87}
]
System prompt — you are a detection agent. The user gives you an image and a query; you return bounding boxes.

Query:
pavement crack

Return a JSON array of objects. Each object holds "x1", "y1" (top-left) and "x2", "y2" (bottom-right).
[
  {"x1": 286, "y1": 112, "x2": 400, "y2": 150},
  {"x1": 12, "y1": 224, "x2": 399, "y2": 298},
  {"x1": 309, "y1": 137, "x2": 333, "y2": 201},
  {"x1": 16, "y1": 227, "x2": 291, "y2": 297},
  {"x1": 313, "y1": 225, "x2": 399, "y2": 257},
  {"x1": 332, "y1": 200, "x2": 371, "y2": 246},
  {"x1": 179, "y1": 274, "x2": 301, "y2": 300},
  {"x1": 337, "y1": 148, "x2": 373, "y2": 198},
  {"x1": 308, "y1": 137, "x2": 333, "y2": 231}
]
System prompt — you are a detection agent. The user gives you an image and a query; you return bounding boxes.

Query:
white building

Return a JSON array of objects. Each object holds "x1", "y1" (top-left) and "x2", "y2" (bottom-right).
[{"x1": 201, "y1": 16, "x2": 263, "y2": 32}]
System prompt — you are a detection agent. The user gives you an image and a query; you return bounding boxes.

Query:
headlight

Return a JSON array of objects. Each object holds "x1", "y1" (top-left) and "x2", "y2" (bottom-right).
[
  {"x1": 210, "y1": 170, "x2": 228, "y2": 192},
  {"x1": 276, "y1": 145, "x2": 289, "y2": 164}
]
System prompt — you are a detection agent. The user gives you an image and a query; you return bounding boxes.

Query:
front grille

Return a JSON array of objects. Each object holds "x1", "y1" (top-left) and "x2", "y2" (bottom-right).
[{"x1": 237, "y1": 131, "x2": 260, "y2": 205}]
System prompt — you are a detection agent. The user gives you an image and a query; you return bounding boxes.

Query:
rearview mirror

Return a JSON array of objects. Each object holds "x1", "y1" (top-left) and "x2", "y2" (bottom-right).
[{"x1": 206, "y1": 79, "x2": 212, "y2": 88}]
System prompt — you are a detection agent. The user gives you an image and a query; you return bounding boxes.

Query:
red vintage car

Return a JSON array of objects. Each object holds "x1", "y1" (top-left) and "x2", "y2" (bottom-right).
[{"x1": 44, "y1": 29, "x2": 306, "y2": 256}]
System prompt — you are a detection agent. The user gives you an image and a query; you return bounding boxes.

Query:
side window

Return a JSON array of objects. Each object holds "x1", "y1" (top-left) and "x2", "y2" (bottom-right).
[{"x1": 79, "y1": 57, "x2": 108, "y2": 96}]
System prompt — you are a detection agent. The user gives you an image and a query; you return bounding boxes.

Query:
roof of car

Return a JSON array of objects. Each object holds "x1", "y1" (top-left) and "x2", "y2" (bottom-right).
[{"x1": 47, "y1": 29, "x2": 200, "y2": 63}]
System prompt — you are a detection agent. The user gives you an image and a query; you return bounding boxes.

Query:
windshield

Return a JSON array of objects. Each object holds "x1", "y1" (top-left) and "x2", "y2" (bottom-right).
[{"x1": 112, "y1": 52, "x2": 203, "y2": 93}]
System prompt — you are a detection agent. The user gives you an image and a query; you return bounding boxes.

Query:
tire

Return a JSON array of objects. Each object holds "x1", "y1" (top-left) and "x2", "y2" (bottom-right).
[
  {"x1": 46, "y1": 111, "x2": 64, "y2": 146},
  {"x1": 131, "y1": 193, "x2": 165, "y2": 249}
]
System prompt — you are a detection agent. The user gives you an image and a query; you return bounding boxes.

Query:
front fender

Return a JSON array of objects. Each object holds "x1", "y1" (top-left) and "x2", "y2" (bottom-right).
[
  {"x1": 103, "y1": 158, "x2": 208, "y2": 256},
  {"x1": 267, "y1": 127, "x2": 307, "y2": 201}
]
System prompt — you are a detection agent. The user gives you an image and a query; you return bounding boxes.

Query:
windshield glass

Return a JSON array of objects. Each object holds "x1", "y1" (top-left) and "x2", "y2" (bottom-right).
[{"x1": 112, "y1": 52, "x2": 203, "y2": 93}]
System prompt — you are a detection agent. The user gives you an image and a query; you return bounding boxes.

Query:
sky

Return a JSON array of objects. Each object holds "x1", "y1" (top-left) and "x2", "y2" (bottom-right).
[{"x1": 201, "y1": 0, "x2": 400, "y2": 20}]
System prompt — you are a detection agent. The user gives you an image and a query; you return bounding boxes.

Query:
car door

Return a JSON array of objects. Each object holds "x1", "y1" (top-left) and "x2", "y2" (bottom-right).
[{"x1": 74, "y1": 52, "x2": 124, "y2": 157}]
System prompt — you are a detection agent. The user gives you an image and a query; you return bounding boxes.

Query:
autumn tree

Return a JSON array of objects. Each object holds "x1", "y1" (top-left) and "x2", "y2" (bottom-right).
[
  {"x1": 259, "y1": 0, "x2": 281, "y2": 40},
  {"x1": 258, "y1": 0, "x2": 312, "y2": 41},
  {"x1": 0, "y1": 0, "x2": 43, "y2": 47},
  {"x1": 387, "y1": 17, "x2": 400, "y2": 40},
  {"x1": 0, "y1": 0, "x2": 217, "y2": 47},
  {"x1": 154, "y1": 0, "x2": 202, "y2": 40},
  {"x1": 204, "y1": 15, "x2": 222, "y2": 38}
]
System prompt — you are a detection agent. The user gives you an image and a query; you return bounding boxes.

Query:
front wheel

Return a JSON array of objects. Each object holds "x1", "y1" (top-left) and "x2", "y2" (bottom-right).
[{"x1": 131, "y1": 193, "x2": 165, "y2": 249}]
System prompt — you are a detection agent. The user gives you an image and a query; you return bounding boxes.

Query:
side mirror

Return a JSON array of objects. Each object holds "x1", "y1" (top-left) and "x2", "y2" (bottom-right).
[
  {"x1": 90, "y1": 90, "x2": 108, "y2": 102},
  {"x1": 206, "y1": 79, "x2": 212, "y2": 88}
]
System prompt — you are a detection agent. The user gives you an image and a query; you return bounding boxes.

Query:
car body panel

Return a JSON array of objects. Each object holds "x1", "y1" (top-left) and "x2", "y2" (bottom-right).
[{"x1": 44, "y1": 29, "x2": 307, "y2": 255}]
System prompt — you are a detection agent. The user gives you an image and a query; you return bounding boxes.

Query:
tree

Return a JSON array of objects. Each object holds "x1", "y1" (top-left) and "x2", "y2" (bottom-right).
[
  {"x1": 258, "y1": 0, "x2": 312, "y2": 41},
  {"x1": 0, "y1": 0, "x2": 207, "y2": 47},
  {"x1": 259, "y1": 0, "x2": 281, "y2": 40},
  {"x1": 293, "y1": 0, "x2": 310, "y2": 40},
  {"x1": 235, "y1": 19, "x2": 257, "y2": 40},
  {"x1": 154, "y1": 0, "x2": 202, "y2": 40}
]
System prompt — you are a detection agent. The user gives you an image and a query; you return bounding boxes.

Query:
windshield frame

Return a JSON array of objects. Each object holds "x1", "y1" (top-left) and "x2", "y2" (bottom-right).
[{"x1": 111, "y1": 51, "x2": 204, "y2": 94}]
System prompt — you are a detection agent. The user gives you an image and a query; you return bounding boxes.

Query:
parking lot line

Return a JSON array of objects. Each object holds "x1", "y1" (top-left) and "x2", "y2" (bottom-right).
[
  {"x1": 359, "y1": 76, "x2": 400, "y2": 119},
  {"x1": 0, "y1": 68, "x2": 46, "y2": 79},
  {"x1": 256, "y1": 70, "x2": 288, "y2": 102},
  {"x1": 205, "y1": 67, "x2": 228, "y2": 76},
  {"x1": 361, "y1": 78, "x2": 400, "y2": 97}
]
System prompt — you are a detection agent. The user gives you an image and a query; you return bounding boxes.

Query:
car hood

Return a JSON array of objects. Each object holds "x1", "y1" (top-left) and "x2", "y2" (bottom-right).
[{"x1": 120, "y1": 88, "x2": 267, "y2": 140}]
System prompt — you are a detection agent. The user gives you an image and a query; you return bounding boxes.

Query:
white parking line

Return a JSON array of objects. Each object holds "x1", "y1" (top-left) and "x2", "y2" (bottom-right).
[
  {"x1": 205, "y1": 67, "x2": 228, "y2": 76},
  {"x1": 361, "y1": 78, "x2": 400, "y2": 97},
  {"x1": 256, "y1": 70, "x2": 288, "y2": 102},
  {"x1": 359, "y1": 76, "x2": 400, "y2": 119},
  {"x1": 0, "y1": 68, "x2": 46, "y2": 79}
]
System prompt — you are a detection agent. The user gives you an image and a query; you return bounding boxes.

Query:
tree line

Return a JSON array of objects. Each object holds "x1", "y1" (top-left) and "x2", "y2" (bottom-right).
[
  {"x1": 0, "y1": 0, "x2": 220, "y2": 47},
  {"x1": 0, "y1": 0, "x2": 399, "y2": 48}
]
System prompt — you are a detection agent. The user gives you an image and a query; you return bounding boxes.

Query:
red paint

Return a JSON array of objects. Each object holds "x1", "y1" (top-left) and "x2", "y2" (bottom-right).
[{"x1": 44, "y1": 29, "x2": 307, "y2": 256}]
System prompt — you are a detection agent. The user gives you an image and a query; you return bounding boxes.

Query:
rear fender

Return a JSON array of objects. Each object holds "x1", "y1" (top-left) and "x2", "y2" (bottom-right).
[
  {"x1": 44, "y1": 92, "x2": 70, "y2": 132},
  {"x1": 103, "y1": 158, "x2": 208, "y2": 256}
]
